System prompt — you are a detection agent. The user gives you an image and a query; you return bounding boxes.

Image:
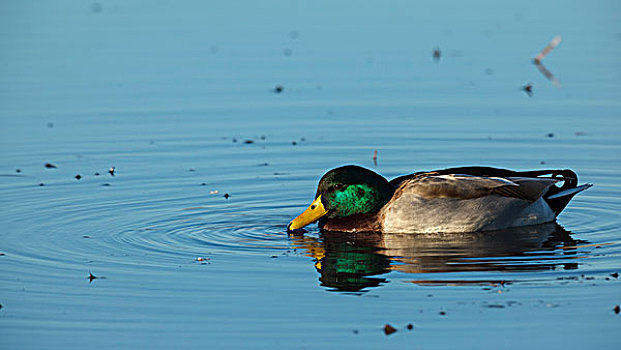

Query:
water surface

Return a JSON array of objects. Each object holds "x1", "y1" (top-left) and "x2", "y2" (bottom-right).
[{"x1": 1, "y1": 1, "x2": 620, "y2": 349}]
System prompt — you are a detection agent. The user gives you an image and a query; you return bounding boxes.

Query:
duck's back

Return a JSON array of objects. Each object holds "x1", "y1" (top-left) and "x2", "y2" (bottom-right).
[{"x1": 379, "y1": 174, "x2": 557, "y2": 233}]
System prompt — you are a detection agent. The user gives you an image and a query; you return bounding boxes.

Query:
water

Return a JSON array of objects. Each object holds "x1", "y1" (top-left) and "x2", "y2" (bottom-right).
[{"x1": 1, "y1": 1, "x2": 620, "y2": 349}]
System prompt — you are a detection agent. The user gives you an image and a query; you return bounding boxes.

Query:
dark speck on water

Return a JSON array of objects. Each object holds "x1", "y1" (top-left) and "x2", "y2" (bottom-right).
[
  {"x1": 546, "y1": 133, "x2": 555, "y2": 138},
  {"x1": 432, "y1": 47, "x2": 441, "y2": 62},
  {"x1": 223, "y1": 193, "x2": 230, "y2": 199},
  {"x1": 88, "y1": 272, "x2": 97, "y2": 283},
  {"x1": 45, "y1": 163, "x2": 57, "y2": 169},
  {"x1": 274, "y1": 85, "x2": 284, "y2": 93},
  {"x1": 75, "y1": 174, "x2": 82, "y2": 180},
  {"x1": 614, "y1": 305, "x2": 620, "y2": 314},
  {"x1": 383, "y1": 324, "x2": 397, "y2": 335},
  {"x1": 523, "y1": 83, "x2": 533, "y2": 96},
  {"x1": 406, "y1": 324, "x2": 414, "y2": 330},
  {"x1": 244, "y1": 140, "x2": 254, "y2": 144},
  {"x1": 611, "y1": 273, "x2": 619, "y2": 278}
]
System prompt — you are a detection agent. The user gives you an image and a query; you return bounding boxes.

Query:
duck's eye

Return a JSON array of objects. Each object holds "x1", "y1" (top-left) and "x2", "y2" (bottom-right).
[{"x1": 333, "y1": 184, "x2": 344, "y2": 190}]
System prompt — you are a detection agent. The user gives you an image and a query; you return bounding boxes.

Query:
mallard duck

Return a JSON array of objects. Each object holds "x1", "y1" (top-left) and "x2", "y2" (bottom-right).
[{"x1": 288, "y1": 165, "x2": 592, "y2": 233}]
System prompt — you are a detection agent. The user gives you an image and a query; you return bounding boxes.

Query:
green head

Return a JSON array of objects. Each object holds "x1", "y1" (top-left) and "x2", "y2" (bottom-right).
[
  {"x1": 317, "y1": 165, "x2": 394, "y2": 219},
  {"x1": 288, "y1": 165, "x2": 394, "y2": 231}
]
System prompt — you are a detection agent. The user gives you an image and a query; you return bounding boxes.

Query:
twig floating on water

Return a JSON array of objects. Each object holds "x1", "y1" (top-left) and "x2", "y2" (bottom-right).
[
  {"x1": 535, "y1": 61, "x2": 560, "y2": 87},
  {"x1": 534, "y1": 35, "x2": 561, "y2": 64}
]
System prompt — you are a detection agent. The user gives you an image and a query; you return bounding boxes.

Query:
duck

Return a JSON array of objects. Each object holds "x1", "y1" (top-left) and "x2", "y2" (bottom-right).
[{"x1": 287, "y1": 165, "x2": 592, "y2": 234}]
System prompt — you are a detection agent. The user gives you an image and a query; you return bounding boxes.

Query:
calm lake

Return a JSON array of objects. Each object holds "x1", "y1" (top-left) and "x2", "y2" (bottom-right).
[{"x1": 1, "y1": 1, "x2": 620, "y2": 349}]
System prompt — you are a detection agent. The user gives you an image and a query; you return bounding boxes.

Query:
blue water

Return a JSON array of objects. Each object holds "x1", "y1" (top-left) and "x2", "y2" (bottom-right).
[{"x1": 1, "y1": 1, "x2": 620, "y2": 349}]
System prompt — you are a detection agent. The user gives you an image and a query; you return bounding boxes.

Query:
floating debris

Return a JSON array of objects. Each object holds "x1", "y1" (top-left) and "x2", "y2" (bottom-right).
[
  {"x1": 291, "y1": 141, "x2": 297, "y2": 145},
  {"x1": 244, "y1": 140, "x2": 254, "y2": 144},
  {"x1": 533, "y1": 36, "x2": 562, "y2": 86},
  {"x1": 535, "y1": 62, "x2": 560, "y2": 86},
  {"x1": 39, "y1": 183, "x2": 45, "y2": 186},
  {"x1": 383, "y1": 324, "x2": 397, "y2": 335},
  {"x1": 373, "y1": 150, "x2": 378, "y2": 166},
  {"x1": 611, "y1": 273, "x2": 619, "y2": 278},
  {"x1": 274, "y1": 85, "x2": 284, "y2": 93},
  {"x1": 534, "y1": 35, "x2": 561, "y2": 64},
  {"x1": 101, "y1": 183, "x2": 111, "y2": 187},
  {"x1": 188, "y1": 168, "x2": 196, "y2": 172},
  {"x1": 75, "y1": 174, "x2": 82, "y2": 180},
  {"x1": 108, "y1": 167, "x2": 115, "y2": 176},
  {"x1": 200, "y1": 183, "x2": 207, "y2": 186},
  {"x1": 88, "y1": 271, "x2": 98, "y2": 283},
  {"x1": 614, "y1": 305, "x2": 620, "y2": 314},
  {"x1": 223, "y1": 193, "x2": 230, "y2": 199},
  {"x1": 546, "y1": 133, "x2": 555, "y2": 138},
  {"x1": 210, "y1": 190, "x2": 219, "y2": 194},
  {"x1": 196, "y1": 257, "x2": 210, "y2": 265},
  {"x1": 406, "y1": 324, "x2": 414, "y2": 330},
  {"x1": 15, "y1": 169, "x2": 21, "y2": 173},
  {"x1": 432, "y1": 47, "x2": 441, "y2": 62},
  {"x1": 45, "y1": 163, "x2": 57, "y2": 169},
  {"x1": 94, "y1": 172, "x2": 100, "y2": 176},
  {"x1": 523, "y1": 83, "x2": 533, "y2": 97},
  {"x1": 439, "y1": 311, "x2": 446, "y2": 316}
]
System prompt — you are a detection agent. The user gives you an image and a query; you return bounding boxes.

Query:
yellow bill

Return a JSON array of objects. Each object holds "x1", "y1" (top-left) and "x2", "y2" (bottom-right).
[{"x1": 288, "y1": 195, "x2": 328, "y2": 230}]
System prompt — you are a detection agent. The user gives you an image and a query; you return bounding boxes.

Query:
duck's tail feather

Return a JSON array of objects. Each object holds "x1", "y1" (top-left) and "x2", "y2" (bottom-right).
[{"x1": 543, "y1": 169, "x2": 592, "y2": 215}]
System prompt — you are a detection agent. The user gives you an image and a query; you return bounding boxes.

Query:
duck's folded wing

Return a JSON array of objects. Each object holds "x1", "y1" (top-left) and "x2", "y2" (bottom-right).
[{"x1": 403, "y1": 174, "x2": 558, "y2": 202}]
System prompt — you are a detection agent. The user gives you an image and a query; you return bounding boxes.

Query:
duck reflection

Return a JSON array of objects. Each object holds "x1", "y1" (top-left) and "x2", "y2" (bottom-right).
[{"x1": 288, "y1": 223, "x2": 588, "y2": 292}]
